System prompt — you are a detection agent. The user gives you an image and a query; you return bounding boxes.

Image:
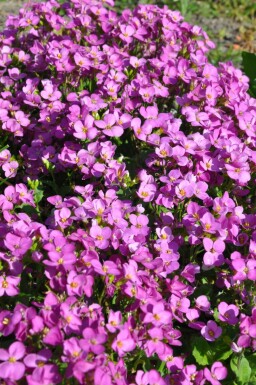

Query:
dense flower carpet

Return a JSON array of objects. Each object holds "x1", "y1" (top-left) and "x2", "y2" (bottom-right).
[{"x1": 0, "y1": 0, "x2": 255, "y2": 384}]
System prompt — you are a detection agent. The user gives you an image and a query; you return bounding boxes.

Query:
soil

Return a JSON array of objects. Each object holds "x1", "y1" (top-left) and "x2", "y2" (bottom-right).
[{"x1": 192, "y1": 14, "x2": 256, "y2": 55}]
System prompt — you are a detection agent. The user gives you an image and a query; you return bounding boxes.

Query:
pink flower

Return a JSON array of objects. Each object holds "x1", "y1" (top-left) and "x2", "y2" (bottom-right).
[
  {"x1": 27, "y1": 365, "x2": 61, "y2": 385},
  {"x1": 218, "y1": 302, "x2": 239, "y2": 325},
  {"x1": 112, "y1": 329, "x2": 136, "y2": 357},
  {"x1": 24, "y1": 349, "x2": 51, "y2": 369},
  {"x1": 106, "y1": 310, "x2": 122, "y2": 333},
  {"x1": 130, "y1": 56, "x2": 146, "y2": 68},
  {"x1": 204, "y1": 362, "x2": 228, "y2": 385},
  {"x1": 73, "y1": 114, "x2": 98, "y2": 140},
  {"x1": 200, "y1": 212, "x2": 218, "y2": 234},
  {"x1": 14, "y1": 111, "x2": 30, "y2": 127},
  {"x1": 80, "y1": 327, "x2": 107, "y2": 354},
  {"x1": 4, "y1": 233, "x2": 32, "y2": 257},
  {"x1": 145, "y1": 327, "x2": 166, "y2": 356},
  {"x1": 54, "y1": 207, "x2": 73, "y2": 228},
  {"x1": 143, "y1": 301, "x2": 172, "y2": 326},
  {"x1": 2, "y1": 161, "x2": 19, "y2": 178},
  {"x1": 203, "y1": 238, "x2": 225, "y2": 267},
  {"x1": 89, "y1": 225, "x2": 112, "y2": 249},
  {"x1": 158, "y1": 347, "x2": 184, "y2": 372},
  {"x1": 137, "y1": 183, "x2": 157, "y2": 202},
  {"x1": 0, "y1": 342, "x2": 26, "y2": 381},
  {"x1": 95, "y1": 114, "x2": 123, "y2": 137},
  {"x1": 120, "y1": 25, "x2": 135, "y2": 43},
  {"x1": 66, "y1": 270, "x2": 86, "y2": 297},
  {"x1": 195, "y1": 295, "x2": 211, "y2": 311},
  {"x1": 0, "y1": 276, "x2": 20, "y2": 296},
  {"x1": 74, "y1": 52, "x2": 91, "y2": 69},
  {"x1": 136, "y1": 369, "x2": 166, "y2": 385},
  {"x1": 175, "y1": 180, "x2": 194, "y2": 200},
  {"x1": 231, "y1": 258, "x2": 256, "y2": 281},
  {"x1": 0, "y1": 310, "x2": 22, "y2": 336},
  {"x1": 201, "y1": 320, "x2": 222, "y2": 342},
  {"x1": 40, "y1": 81, "x2": 61, "y2": 101}
]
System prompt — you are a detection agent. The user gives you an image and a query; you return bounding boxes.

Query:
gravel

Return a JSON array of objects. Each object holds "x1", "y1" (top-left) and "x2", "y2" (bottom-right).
[{"x1": 0, "y1": 1, "x2": 31, "y2": 29}]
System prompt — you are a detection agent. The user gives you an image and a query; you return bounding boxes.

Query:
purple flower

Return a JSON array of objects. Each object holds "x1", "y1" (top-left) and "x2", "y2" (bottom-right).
[
  {"x1": 120, "y1": 25, "x2": 135, "y2": 43},
  {"x1": 73, "y1": 114, "x2": 98, "y2": 140},
  {"x1": 203, "y1": 238, "x2": 225, "y2": 267},
  {"x1": 137, "y1": 183, "x2": 157, "y2": 202},
  {"x1": 0, "y1": 276, "x2": 20, "y2": 296},
  {"x1": 27, "y1": 365, "x2": 61, "y2": 385},
  {"x1": 145, "y1": 327, "x2": 166, "y2": 356},
  {"x1": 158, "y1": 347, "x2": 184, "y2": 372},
  {"x1": 95, "y1": 114, "x2": 123, "y2": 137},
  {"x1": 136, "y1": 369, "x2": 167, "y2": 385},
  {"x1": 204, "y1": 362, "x2": 228, "y2": 385},
  {"x1": 200, "y1": 212, "x2": 218, "y2": 234},
  {"x1": 54, "y1": 207, "x2": 73, "y2": 228},
  {"x1": 2, "y1": 161, "x2": 19, "y2": 177},
  {"x1": 218, "y1": 302, "x2": 239, "y2": 325},
  {"x1": 89, "y1": 224, "x2": 112, "y2": 249},
  {"x1": 175, "y1": 180, "x2": 195, "y2": 199},
  {"x1": 40, "y1": 80, "x2": 61, "y2": 101},
  {"x1": 0, "y1": 342, "x2": 26, "y2": 381},
  {"x1": 0, "y1": 310, "x2": 22, "y2": 336},
  {"x1": 4, "y1": 233, "x2": 32, "y2": 257},
  {"x1": 80, "y1": 327, "x2": 107, "y2": 354},
  {"x1": 112, "y1": 329, "x2": 136, "y2": 357},
  {"x1": 201, "y1": 320, "x2": 222, "y2": 342},
  {"x1": 231, "y1": 258, "x2": 256, "y2": 281},
  {"x1": 66, "y1": 270, "x2": 85, "y2": 297},
  {"x1": 195, "y1": 295, "x2": 211, "y2": 312},
  {"x1": 143, "y1": 301, "x2": 172, "y2": 326},
  {"x1": 106, "y1": 310, "x2": 122, "y2": 333}
]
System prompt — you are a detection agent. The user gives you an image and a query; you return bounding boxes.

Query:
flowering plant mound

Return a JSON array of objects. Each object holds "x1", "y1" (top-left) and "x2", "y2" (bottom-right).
[{"x1": 0, "y1": 0, "x2": 255, "y2": 384}]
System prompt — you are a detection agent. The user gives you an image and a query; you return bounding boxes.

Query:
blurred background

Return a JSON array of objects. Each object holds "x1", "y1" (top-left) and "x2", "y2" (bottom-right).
[
  {"x1": 0, "y1": 0, "x2": 255, "y2": 67},
  {"x1": 117, "y1": 0, "x2": 256, "y2": 67}
]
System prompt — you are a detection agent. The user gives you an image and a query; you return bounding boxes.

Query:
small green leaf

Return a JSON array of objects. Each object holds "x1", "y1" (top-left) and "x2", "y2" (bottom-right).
[
  {"x1": 247, "y1": 353, "x2": 256, "y2": 383},
  {"x1": 34, "y1": 189, "x2": 44, "y2": 204},
  {"x1": 231, "y1": 355, "x2": 252, "y2": 385},
  {"x1": 16, "y1": 204, "x2": 38, "y2": 216},
  {"x1": 242, "y1": 51, "x2": 256, "y2": 97},
  {"x1": 192, "y1": 335, "x2": 232, "y2": 366},
  {"x1": 0, "y1": 144, "x2": 9, "y2": 153},
  {"x1": 242, "y1": 51, "x2": 256, "y2": 83},
  {"x1": 192, "y1": 336, "x2": 211, "y2": 365}
]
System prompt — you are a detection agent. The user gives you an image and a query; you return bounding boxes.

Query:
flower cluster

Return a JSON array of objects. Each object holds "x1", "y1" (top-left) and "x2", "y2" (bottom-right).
[{"x1": 0, "y1": 0, "x2": 255, "y2": 384}]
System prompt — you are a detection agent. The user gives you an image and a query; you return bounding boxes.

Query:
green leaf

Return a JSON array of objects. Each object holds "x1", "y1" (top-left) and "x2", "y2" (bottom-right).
[
  {"x1": 247, "y1": 353, "x2": 256, "y2": 371},
  {"x1": 16, "y1": 204, "x2": 38, "y2": 216},
  {"x1": 192, "y1": 336, "x2": 233, "y2": 366},
  {"x1": 231, "y1": 355, "x2": 252, "y2": 385},
  {"x1": 34, "y1": 189, "x2": 44, "y2": 204},
  {"x1": 210, "y1": 337, "x2": 232, "y2": 362},
  {"x1": 242, "y1": 51, "x2": 256, "y2": 97},
  {"x1": 242, "y1": 52, "x2": 256, "y2": 83},
  {"x1": 192, "y1": 336, "x2": 211, "y2": 365},
  {"x1": 247, "y1": 353, "x2": 256, "y2": 382},
  {"x1": 0, "y1": 144, "x2": 9, "y2": 152}
]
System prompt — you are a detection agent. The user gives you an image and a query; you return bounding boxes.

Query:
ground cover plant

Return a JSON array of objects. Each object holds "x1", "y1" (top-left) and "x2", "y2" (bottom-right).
[
  {"x1": 113, "y1": 0, "x2": 256, "y2": 67},
  {"x1": 0, "y1": 0, "x2": 255, "y2": 384}
]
